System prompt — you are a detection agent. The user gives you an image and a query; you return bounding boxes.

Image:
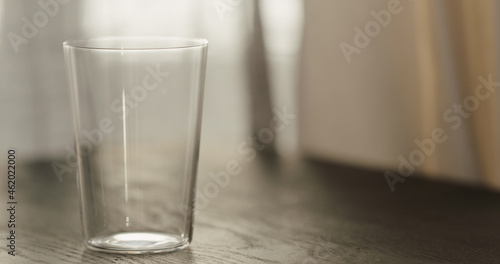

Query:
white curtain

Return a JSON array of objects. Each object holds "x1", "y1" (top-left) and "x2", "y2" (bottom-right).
[{"x1": 0, "y1": 0, "x2": 302, "y2": 166}]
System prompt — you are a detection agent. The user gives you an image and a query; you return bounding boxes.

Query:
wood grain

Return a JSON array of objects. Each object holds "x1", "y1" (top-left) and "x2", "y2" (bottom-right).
[{"x1": 1, "y1": 157, "x2": 500, "y2": 263}]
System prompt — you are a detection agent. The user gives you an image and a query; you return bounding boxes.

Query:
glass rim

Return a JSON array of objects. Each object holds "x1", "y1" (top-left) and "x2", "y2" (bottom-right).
[{"x1": 63, "y1": 36, "x2": 208, "y2": 51}]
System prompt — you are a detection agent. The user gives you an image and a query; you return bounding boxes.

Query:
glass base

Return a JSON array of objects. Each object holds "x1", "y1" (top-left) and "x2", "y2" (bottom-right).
[{"x1": 86, "y1": 232, "x2": 189, "y2": 254}]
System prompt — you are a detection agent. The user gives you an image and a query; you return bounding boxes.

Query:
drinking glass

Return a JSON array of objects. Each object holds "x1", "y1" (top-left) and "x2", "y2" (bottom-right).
[{"x1": 63, "y1": 37, "x2": 208, "y2": 254}]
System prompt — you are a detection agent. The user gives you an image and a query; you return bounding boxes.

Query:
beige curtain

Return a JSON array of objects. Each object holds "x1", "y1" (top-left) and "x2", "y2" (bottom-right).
[
  {"x1": 416, "y1": 0, "x2": 500, "y2": 188},
  {"x1": 300, "y1": 0, "x2": 500, "y2": 190}
]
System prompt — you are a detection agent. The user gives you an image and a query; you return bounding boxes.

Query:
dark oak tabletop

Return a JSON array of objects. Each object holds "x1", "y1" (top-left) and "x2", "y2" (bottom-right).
[{"x1": 1, "y1": 155, "x2": 500, "y2": 264}]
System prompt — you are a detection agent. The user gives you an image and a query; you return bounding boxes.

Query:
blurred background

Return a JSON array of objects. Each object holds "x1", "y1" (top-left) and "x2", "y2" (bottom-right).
[{"x1": 1, "y1": 0, "x2": 500, "y2": 190}]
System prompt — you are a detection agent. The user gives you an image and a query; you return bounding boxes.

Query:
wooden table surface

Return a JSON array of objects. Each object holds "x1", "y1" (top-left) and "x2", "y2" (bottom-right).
[{"x1": 2, "y1": 156, "x2": 500, "y2": 264}]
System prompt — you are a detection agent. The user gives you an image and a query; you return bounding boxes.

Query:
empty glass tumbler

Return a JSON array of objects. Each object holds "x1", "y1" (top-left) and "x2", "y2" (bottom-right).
[{"x1": 63, "y1": 37, "x2": 208, "y2": 254}]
